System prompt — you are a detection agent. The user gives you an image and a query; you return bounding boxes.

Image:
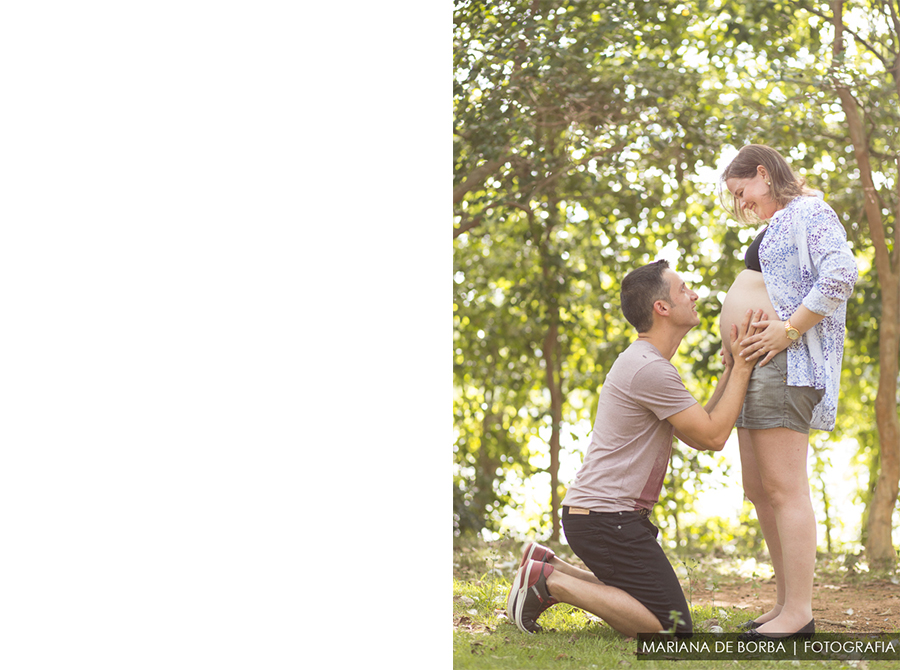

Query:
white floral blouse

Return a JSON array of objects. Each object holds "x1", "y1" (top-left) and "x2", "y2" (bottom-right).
[{"x1": 757, "y1": 194, "x2": 859, "y2": 431}]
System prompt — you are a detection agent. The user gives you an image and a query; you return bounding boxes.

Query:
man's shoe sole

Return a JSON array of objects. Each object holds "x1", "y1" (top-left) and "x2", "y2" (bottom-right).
[
  {"x1": 507, "y1": 543, "x2": 546, "y2": 624},
  {"x1": 514, "y1": 560, "x2": 537, "y2": 633},
  {"x1": 506, "y1": 564, "x2": 526, "y2": 622}
]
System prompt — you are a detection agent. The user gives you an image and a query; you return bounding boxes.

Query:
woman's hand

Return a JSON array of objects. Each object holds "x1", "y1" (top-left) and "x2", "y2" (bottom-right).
[{"x1": 739, "y1": 318, "x2": 789, "y2": 367}]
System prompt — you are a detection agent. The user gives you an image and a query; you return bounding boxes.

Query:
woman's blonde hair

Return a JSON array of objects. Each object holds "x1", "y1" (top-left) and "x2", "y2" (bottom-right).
[{"x1": 719, "y1": 144, "x2": 816, "y2": 223}]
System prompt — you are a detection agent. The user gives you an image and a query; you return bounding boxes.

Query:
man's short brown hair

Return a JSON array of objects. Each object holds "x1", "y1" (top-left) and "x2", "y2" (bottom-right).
[{"x1": 620, "y1": 260, "x2": 671, "y2": 333}]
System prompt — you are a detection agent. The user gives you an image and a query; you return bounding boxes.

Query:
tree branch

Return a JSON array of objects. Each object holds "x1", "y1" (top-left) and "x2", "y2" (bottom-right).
[
  {"x1": 791, "y1": 0, "x2": 895, "y2": 64},
  {"x1": 830, "y1": 0, "x2": 895, "y2": 278},
  {"x1": 894, "y1": 157, "x2": 900, "y2": 260},
  {"x1": 885, "y1": 0, "x2": 900, "y2": 48},
  {"x1": 453, "y1": 215, "x2": 485, "y2": 239},
  {"x1": 454, "y1": 156, "x2": 510, "y2": 205},
  {"x1": 453, "y1": 200, "x2": 533, "y2": 239},
  {"x1": 526, "y1": 143, "x2": 627, "y2": 201}
]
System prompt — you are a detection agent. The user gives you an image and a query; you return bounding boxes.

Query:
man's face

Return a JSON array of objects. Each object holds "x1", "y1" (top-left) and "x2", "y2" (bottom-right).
[{"x1": 663, "y1": 270, "x2": 700, "y2": 328}]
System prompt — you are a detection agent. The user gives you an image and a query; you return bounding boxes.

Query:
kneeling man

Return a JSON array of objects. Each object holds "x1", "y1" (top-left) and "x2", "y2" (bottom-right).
[{"x1": 507, "y1": 259, "x2": 763, "y2": 637}]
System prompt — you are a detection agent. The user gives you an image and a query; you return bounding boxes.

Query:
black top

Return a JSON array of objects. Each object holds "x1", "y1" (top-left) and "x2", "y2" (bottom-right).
[{"x1": 744, "y1": 227, "x2": 767, "y2": 272}]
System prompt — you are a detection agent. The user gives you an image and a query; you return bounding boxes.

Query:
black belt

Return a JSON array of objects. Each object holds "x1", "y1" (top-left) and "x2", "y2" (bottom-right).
[{"x1": 565, "y1": 506, "x2": 651, "y2": 519}]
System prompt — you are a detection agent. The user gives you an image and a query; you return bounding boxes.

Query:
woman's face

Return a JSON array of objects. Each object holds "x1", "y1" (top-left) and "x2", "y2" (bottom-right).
[{"x1": 725, "y1": 167, "x2": 778, "y2": 220}]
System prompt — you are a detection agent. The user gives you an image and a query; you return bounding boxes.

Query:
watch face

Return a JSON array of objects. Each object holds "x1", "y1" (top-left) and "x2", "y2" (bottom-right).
[{"x1": 788, "y1": 329, "x2": 800, "y2": 340}]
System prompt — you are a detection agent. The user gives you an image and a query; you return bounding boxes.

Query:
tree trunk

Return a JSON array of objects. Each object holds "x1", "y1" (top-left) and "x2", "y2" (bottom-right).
[
  {"x1": 869, "y1": 282, "x2": 900, "y2": 566},
  {"x1": 543, "y1": 317, "x2": 563, "y2": 541},
  {"x1": 537, "y1": 191, "x2": 564, "y2": 541},
  {"x1": 831, "y1": 0, "x2": 900, "y2": 566}
]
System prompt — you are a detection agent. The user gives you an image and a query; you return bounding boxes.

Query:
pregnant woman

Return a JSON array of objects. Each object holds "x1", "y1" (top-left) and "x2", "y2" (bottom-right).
[{"x1": 718, "y1": 145, "x2": 858, "y2": 640}]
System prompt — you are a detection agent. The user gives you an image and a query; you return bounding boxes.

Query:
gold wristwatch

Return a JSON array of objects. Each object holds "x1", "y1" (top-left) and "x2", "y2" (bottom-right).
[{"x1": 784, "y1": 320, "x2": 800, "y2": 341}]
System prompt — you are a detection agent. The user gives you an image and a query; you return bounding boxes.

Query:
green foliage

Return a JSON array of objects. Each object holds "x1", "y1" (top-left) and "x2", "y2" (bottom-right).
[
  {"x1": 453, "y1": 0, "x2": 749, "y2": 537},
  {"x1": 656, "y1": 499, "x2": 764, "y2": 559},
  {"x1": 454, "y1": 0, "x2": 896, "y2": 549}
]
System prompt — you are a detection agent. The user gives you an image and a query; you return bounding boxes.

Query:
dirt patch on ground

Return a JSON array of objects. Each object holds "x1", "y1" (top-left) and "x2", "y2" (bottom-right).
[
  {"x1": 696, "y1": 575, "x2": 900, "y2": 633},
  {"x1": 453, "y1": 541, "x2": 900, "y2": 634}
]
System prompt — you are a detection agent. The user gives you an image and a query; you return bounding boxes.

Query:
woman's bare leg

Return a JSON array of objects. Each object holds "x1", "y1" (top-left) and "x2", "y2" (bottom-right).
[
  {"x1": 746, "y1": 426, "x2": 816, "y2": 634},
  {"x1": 738, "y1": 427, "x2": 784, "y2": 624}
]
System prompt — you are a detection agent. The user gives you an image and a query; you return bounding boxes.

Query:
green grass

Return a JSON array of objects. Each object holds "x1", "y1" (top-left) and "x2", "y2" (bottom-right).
[
  {"x1": 452, "y1": 538, "x2": 897, "y2": 669},
  {"x1": 453, "y1": 573, "x2": 756, "y2": 669}
]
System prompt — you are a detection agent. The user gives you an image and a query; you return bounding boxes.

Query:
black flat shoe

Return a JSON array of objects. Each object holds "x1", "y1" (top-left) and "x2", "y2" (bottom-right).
[
  {"x1": 737, "y1": 618, "x2": 815, "y2": 642},
  {"x1": 738, "y1": 619, "x2": 763, "y2": 631}
]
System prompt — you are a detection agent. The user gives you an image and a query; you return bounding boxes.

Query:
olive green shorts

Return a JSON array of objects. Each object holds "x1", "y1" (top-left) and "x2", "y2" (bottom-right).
[{"x1": 735, "y1": 350, "x2": 824, "y2": 434}]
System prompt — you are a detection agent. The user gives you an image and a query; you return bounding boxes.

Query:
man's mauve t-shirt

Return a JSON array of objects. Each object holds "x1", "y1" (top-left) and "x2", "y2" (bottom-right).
[{"x1": 562, "y1": 339, "x2": 698, "y2": 513}]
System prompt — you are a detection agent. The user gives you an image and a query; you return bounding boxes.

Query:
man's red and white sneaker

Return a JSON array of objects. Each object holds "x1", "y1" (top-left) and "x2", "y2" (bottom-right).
[
  {"x1": 513, "y1": 559, "x2": 559, "y2": 633},
  {"x1": 519, "y1": 541, "x2": 555, "y2": 567},
  {"x1": 506, "y1": 542, "x2": 555, "y2": 621}
]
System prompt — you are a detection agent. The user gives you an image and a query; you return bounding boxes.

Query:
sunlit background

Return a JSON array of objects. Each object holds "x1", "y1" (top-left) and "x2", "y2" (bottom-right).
[{"x1": 454, "y1": 0, "x2": 897, "y2": 561}]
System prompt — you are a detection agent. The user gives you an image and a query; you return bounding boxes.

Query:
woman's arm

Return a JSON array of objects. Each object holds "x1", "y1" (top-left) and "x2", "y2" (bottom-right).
[
  {"x1": 740, "y1": 199, "x2": 857, "y2": 366},
  {"x1": 739, "y1": 305, "x2": 825, "y2": 366},
  {"x1": 800, "y1": 199, "x2": 858, "y2": 315}
]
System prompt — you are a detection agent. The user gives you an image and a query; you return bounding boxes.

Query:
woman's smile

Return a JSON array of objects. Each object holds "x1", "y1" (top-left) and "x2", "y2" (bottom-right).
[{"x1": 726, "y1": 173, "x2": 778, "y2": 220}]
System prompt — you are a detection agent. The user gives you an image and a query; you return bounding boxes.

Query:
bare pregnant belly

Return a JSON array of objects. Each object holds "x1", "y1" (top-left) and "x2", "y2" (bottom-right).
[{"x1": 719, "y1": 270, "x2": 778, "y2": 352}]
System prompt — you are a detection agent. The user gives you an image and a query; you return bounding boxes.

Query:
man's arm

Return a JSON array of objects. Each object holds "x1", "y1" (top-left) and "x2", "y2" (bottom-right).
[
  {"x1": 672, "y1": 354, "x2": 732, "y2": 448},
  {"x1": 668, "y1": 309, "x2": 761, "y2": 451}
]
